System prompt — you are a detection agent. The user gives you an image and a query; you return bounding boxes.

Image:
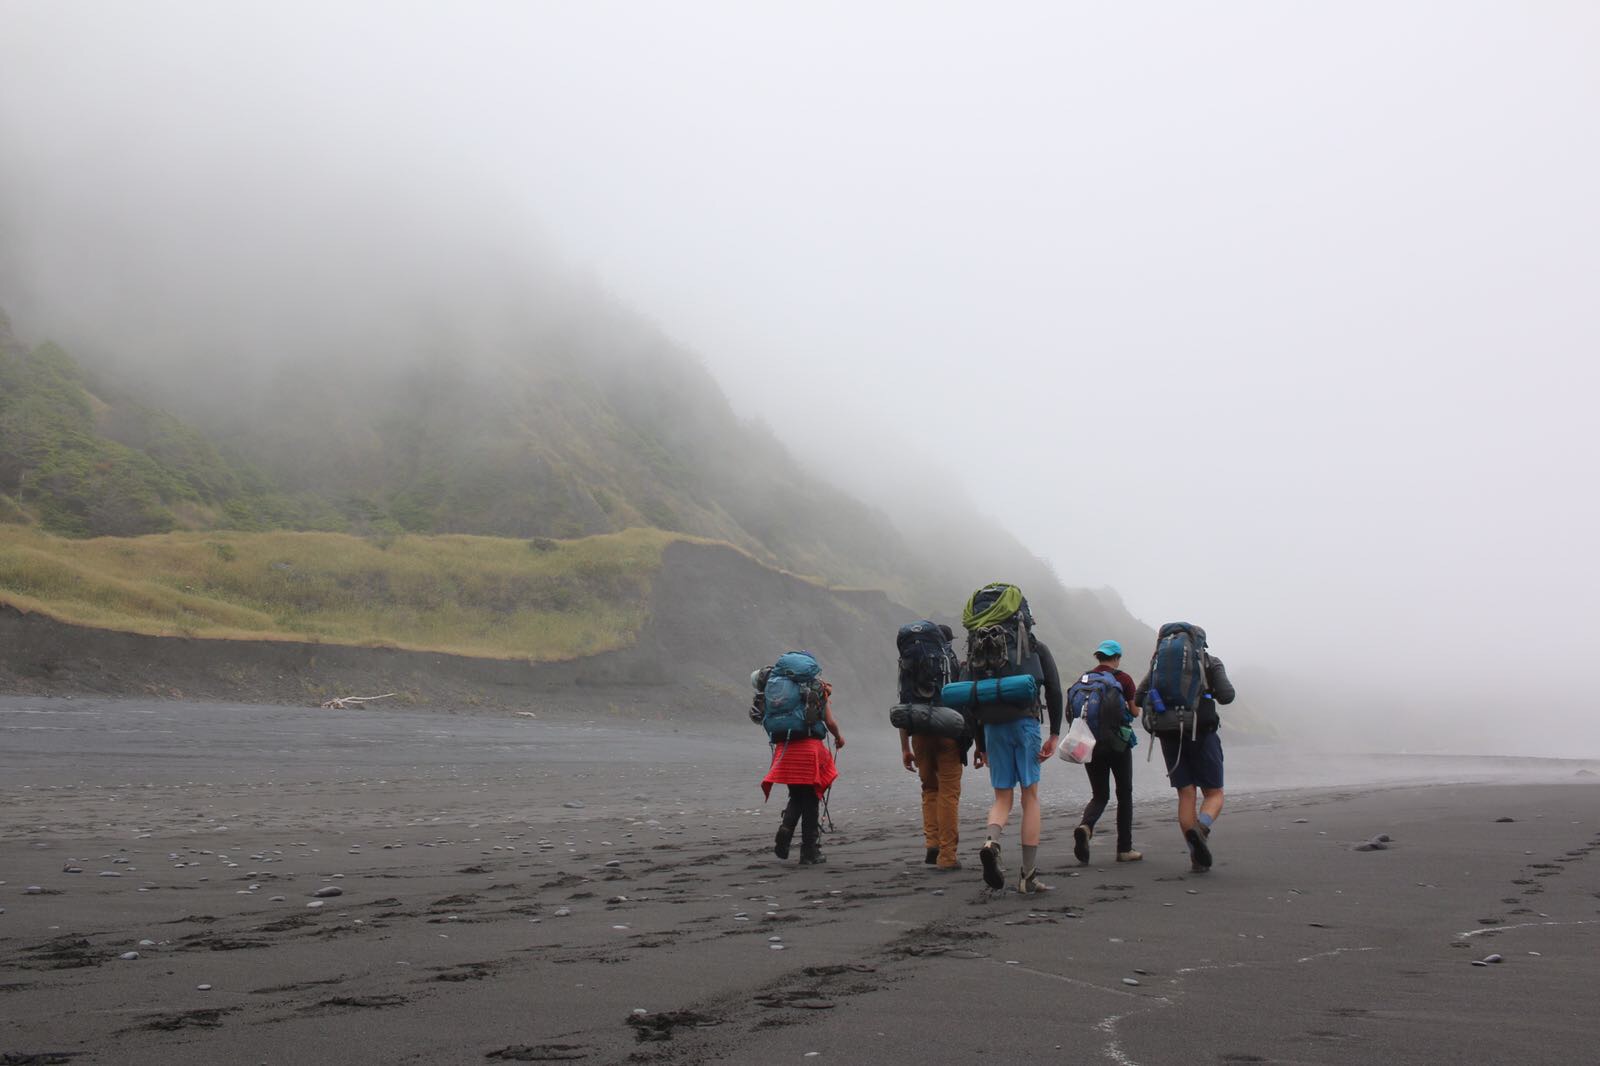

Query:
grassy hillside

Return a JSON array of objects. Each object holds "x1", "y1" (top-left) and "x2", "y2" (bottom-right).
[
  {"x1": 0, "y1": 524, "x2": 679, "y2": 660},
  {"x1": 0, "y1": 301, "x2": 1155, "y2": 660}
]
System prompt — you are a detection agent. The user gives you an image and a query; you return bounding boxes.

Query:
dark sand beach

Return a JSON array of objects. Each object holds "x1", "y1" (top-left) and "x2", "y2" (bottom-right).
[{"x1": 2, "y1": 696, "x2": 1597, "y2": 1065}]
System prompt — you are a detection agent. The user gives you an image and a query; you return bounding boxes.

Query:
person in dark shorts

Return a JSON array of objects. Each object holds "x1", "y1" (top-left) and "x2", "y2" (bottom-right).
[
  {"x1": 1136, "y1": 637, "x2": 1236, "y2": 871},
  {"x1": 1073, "y1": 639, "x2": 1141, "y2": 864}
]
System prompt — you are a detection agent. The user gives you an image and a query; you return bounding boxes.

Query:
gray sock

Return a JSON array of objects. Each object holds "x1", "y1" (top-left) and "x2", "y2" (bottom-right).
[
  {"x1": 986, "y1": 823, "x2": 1003, "y2": 844},
  {"x1": 1022, "y1": 844, "x2": 1038, "y2": 875}
]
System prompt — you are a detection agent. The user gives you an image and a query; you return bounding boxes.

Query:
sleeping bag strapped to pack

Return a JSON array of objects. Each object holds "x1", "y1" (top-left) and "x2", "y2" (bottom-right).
[
  {"x1": 1141, "y1": 622, "x2": 1208, "y2": 738},
  {"x1": 762, "y1": 651, "x2": 828, "y2": 742},
  {"x1": 889, "y1": 702, "x2": 972, "y2": 740},
  {"x1": 896, "y1": 620, "x2": 958, "y2": 705},
  {"x1": 748, "y1": 665, "x2": 773, "y2": 724},
  {"x1": 959, "y1": 582, "x2": 1045, "y2": 723},
  {"x1": 1067, "y1": 671, "x2": 1132, "y2": 754}
]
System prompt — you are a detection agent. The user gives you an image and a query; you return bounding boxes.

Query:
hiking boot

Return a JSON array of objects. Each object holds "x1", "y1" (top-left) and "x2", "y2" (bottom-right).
[
  {"x1": 1185, "y1": 826, "x2": 1212, "y2": 870},
  {"x1": 1116, "y1": 850, "x2": 1143, "y2": 863},
  {"x1": 1017, "y1": 869, "x2": 1052, "y2": 894},
  {"x1": 1073, "y1": 824, "x2": 1092, "y2": 865},
  {"x1": 925, "y1": 846, "x2": 940, "y2": 865},
  {"x1": 978, "y1": 840, "x2": 1005, "y2": 890},
  {"x1": 774, "y1": 824, "x2": 794, "y2": 860},
  {"x1": 798, "y1": 844, "x2": 826, "y2": 865}
]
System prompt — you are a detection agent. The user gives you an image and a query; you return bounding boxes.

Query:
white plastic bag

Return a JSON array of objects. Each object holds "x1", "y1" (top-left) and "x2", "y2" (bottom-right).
[{"x1": 1060, "y1": 715, "x2": 1096, "y2": 764}]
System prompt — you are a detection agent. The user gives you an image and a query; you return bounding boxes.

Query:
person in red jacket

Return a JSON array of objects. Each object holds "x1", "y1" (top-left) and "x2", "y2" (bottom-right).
[{"x1": 762, "y1": 681, "x2": 846, "y2": 865}]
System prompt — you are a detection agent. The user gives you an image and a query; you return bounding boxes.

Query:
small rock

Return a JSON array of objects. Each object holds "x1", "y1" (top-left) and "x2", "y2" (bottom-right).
[
  {"x1": 119, "y1": 951, "x2": 140, "y2": 960},
  {"x1": 554, "y1": 907, "x2": 572, "y2": 917},
  {"x1": 24, "y1": 886, "x2": 43, "y2": 894},
  {"x1": 1122, "y1": 977, "x2": 1140, "y2": 986},
  {"x1": 99, "y1": 871, "x2": 122, "y2": 878},
  {"x1": 269, "y1": 896, "x2": 286, "y2": 902},
  {"x1": 306, "y1": 900, "x2": 325, "y2": 909},
  {"x1": 1484, "y1": 954, "x2": 1503, "y2": 964},
  {"x1": 139, "y1": 939, "x2": 156, "y2": 947},
  {"x1": 1495, "y1": 817, "x2": 1515, "y2": 823},
  {"x1": 313, "y1": 887, "x2": 343, "y2": 898},
  {"x1": 197, "y1": 984, "x2": 212, "y2": 991},
  {"x1": 603, "y1": 860, "x2": 621, "y2": 868},
  {"x1": 1471, "y1": 960, "x2": 1489, "y2": 967},
  {"x1": 1293, "y1": 818, "x2": 1309, "y2": 824},
  {"x1": 562, "y1": 801, "x2": 585, "y2": 809}
]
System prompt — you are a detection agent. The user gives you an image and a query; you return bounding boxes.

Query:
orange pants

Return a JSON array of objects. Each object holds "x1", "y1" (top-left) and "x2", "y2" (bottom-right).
[{"x1": 912, "y1": 734, "x2": 963, "y2": 866}]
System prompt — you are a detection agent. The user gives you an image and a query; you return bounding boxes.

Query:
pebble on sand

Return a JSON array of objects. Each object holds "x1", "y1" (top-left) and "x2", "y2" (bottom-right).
[
  {"x1": 313, "y1": 886, "x2": 344, "y2": 898},
  {"x1": 554, "y1": 907, "x2": 572, "y2": 917},
  {"x1": 119, "y1": 951, "x2": 140, "y2": 960},
  {"x1": 1122, "y1": 978, "x2": 1141, "y2": 986},
  {"x1": 306, "y1": 900, "x2": 325, "y2": 908}
]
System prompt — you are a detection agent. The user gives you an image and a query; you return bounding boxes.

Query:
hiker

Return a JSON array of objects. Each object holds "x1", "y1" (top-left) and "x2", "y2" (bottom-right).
[
  {"x1": 945, "y1": 583, "x2": 1063, "y2": 894},
  {"x1": 895, "y1": 622, "x2": 967, "y2": 871},
  {"x1": 1070, "y1": 639, "x2": 1142, "y2": 865},
  {"x1": 1136, "y1": 624, "x2": 1235, "y2": 872},
  {"x1": 755, "y1": 651, "x2": 846, "y2": 865}
]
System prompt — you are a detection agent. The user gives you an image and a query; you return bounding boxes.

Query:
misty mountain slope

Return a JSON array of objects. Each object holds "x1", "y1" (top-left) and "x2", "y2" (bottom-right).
[{"x1": 1, "y1": 292, "x2": 1153, "y2": 670}]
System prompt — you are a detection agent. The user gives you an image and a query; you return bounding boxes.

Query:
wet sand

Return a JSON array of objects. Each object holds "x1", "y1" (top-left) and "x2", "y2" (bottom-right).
[{"x1": 2, "y1": 696, "x2": 1597, "y2": 1065}]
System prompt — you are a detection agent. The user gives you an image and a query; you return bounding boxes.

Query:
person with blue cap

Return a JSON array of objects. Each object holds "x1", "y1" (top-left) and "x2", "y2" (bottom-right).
[{"x1": 1072, "y1": 639, "x2": 1142, "y2": 864}]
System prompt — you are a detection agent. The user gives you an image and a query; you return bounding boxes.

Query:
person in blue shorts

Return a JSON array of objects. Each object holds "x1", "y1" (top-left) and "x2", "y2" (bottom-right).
[
  {"x1": 1136, "y1": 640, "x2": 1235, "y2": 871},
  {"x1": 974, "y1": 639, "x2": 1063, "y2": 893}
]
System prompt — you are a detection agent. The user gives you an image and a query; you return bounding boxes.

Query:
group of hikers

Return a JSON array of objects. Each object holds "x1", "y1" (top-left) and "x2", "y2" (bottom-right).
[{"x1": 750, "y1": 582, "x2": 1235, "y2": 890}]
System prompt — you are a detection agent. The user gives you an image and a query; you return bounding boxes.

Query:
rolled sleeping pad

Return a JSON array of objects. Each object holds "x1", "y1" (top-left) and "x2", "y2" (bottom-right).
[
  {"x1": 940, "y1": 674, "x2": 1039, "y2": 709},
  {"x1": 889, "y1": 703, "x2": 971, "y2": 740}
]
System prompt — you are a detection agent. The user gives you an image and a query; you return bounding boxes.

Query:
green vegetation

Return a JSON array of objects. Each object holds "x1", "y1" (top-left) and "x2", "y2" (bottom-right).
[{"x1": 0, "y1": 524, "x2": 676, "y2": 659}]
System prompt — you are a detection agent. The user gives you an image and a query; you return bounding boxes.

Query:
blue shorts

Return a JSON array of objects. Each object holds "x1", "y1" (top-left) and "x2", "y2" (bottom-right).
[
  {"x1": 1159, "y1": 729, "x2": 1224, "y2": 791},
  {"x1": 983, "y1": 717, "x2": 1042, "y2": 791}
]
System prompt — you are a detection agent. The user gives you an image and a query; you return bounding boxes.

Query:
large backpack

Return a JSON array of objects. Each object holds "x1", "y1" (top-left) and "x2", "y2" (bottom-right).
[
  {"x1": 1141, "y1": 623, "x2": 1209, "y2": 738},
  {"x1": 1067, "y1": 671, "x2": 1130, "y2": 753},
  {"x1": 959, "y1": 583, "x2": 1045, "y2": 722},
  {"x1": 762, "y1": 651, "x2": 828, "y2": 742},
  {"x1": 896, "y1": 620, "x2": 958, "y2": 704}
]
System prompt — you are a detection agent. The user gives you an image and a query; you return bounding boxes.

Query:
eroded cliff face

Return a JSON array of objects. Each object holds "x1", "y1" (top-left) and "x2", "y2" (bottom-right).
[{"x1": 0, "y1": 541, "x2": 908, "y2": 725}]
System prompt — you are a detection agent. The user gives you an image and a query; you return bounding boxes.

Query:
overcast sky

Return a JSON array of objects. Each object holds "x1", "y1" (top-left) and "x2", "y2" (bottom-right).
[{"x1": 2, "y1": 3, "x2": 1597, "y2": 754}]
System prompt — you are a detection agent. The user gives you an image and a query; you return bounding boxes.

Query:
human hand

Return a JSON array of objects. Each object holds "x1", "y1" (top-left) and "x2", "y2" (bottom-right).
[
  {"x1": 974, "y1": 750, "x2": 987, "y2": 769},
  {"x1": 834, "y1": 734, "x2": 846, "y2": 750},
  {"x1": 902, "y1": 750, "x2": 916, "y2": 772},
  {"x1": 1038, "y1": 734, "x2": 1058, "y2": 762}
]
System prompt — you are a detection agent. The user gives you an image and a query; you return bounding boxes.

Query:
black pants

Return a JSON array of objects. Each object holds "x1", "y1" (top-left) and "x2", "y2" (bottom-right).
[
  {"x1": 1080, "y1": 745, "x2": 1134, "y2": 853},
  {"x1": 782, "y1": 785, "x2": 821, "y2": 845}
]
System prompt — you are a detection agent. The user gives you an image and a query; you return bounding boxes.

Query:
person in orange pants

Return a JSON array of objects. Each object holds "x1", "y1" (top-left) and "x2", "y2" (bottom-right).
[{"x1": 902, "y1": 730, "x2": 965, "y2": 869}]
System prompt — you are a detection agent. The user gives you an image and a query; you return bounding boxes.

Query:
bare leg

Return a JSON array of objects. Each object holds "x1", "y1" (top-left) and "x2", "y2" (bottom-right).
[
  {"x1": 1199, "y1": 787, "x2": 1225, "y2": 822},
  {"x1": 1019, "y1": 783, "x2": 1042, "y2": 847},
  {"x1": 1176, "y1": 784, "x2": 1198, "y2": 833},
  {"x1": 987, "y1": 788, "x2": 1015, "y2": 832}
]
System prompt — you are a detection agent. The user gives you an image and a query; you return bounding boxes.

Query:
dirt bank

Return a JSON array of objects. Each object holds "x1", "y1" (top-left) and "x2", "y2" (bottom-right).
[{"x1": 0, "y1": 540, "x2": 912, "y2": 719}]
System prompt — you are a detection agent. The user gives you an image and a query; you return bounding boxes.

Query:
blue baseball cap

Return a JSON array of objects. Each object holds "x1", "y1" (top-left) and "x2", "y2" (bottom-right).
[{"x1": 1095, "y1": 640, "x2": 1123, "y2": 658}]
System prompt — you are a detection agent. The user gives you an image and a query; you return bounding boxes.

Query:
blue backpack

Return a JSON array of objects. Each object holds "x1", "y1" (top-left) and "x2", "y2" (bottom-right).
[
  {"x1": 1141, "y1": 623, "x2": 1208, "y2": 737},
  {"x1": 1068, "y1": 671, "x2": 1132, "y2": 753},
  {"x1": 762, "y1": 651, "x2": 827, "y2": 742}
]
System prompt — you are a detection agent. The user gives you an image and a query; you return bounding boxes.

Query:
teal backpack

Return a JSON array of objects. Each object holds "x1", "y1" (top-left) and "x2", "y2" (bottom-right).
[{"x1": 762, "y1": 652, "x2": 827, "y2": 742}]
